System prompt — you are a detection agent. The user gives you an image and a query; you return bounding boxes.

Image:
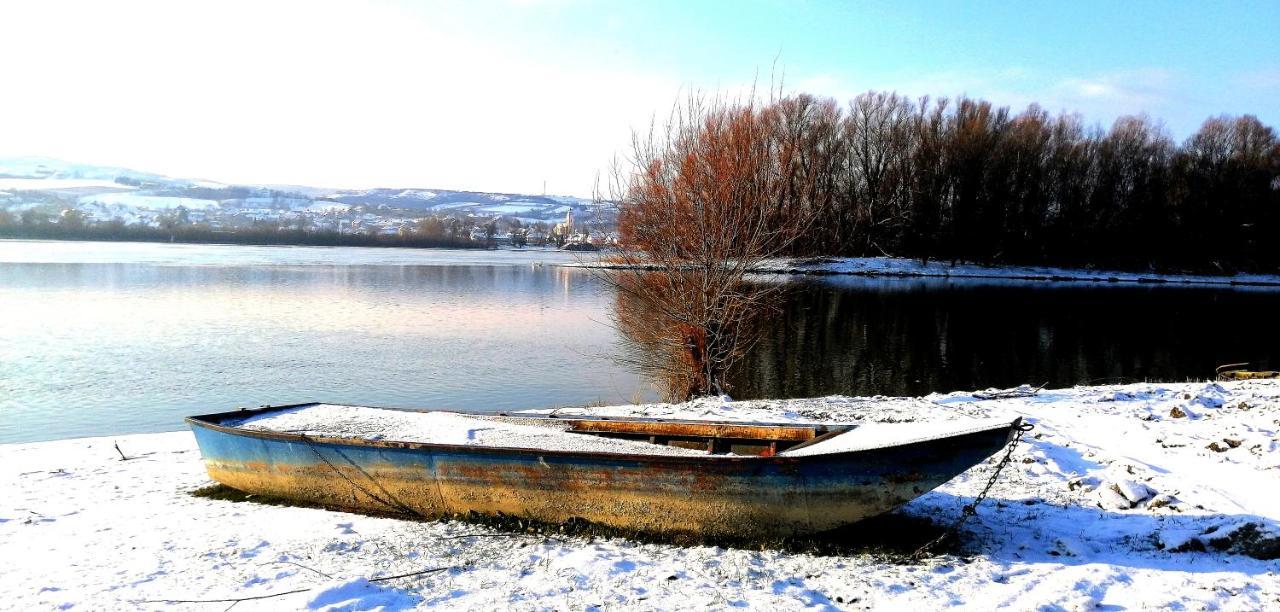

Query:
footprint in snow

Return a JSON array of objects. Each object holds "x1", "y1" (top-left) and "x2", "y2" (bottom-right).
[
  {"x1": 239, "y1": 539, "x2": 271, "y2": 558},
  {"x1": 610, "y1": 560, "x2": 637, "y2": 575}
]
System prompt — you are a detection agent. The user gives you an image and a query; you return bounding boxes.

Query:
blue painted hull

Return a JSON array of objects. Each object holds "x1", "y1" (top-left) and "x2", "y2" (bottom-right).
[{"x1": 188, "y1": 406, "x2": 1019, "y2": 537}]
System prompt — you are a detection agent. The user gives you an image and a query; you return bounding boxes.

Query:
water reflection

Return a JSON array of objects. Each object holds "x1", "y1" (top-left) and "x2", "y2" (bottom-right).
[
  {"x1": 0, "y1": 262, "x2": 647, "y2": 443},
  {"x1": 5, "y1": 242, "x2": 1280, "y2": 444},
  {"x1": 729, "y1": 277, "x2": 1280, "y2": 399}
]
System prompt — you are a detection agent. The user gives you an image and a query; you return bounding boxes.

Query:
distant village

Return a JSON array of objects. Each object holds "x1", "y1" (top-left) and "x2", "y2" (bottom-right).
[{"x1": 0, "y1": 159, "x2": 621, "y2": 249}]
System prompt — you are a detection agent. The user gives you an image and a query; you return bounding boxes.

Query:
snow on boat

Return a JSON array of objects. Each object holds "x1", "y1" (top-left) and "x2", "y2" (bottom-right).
[{"x1": 186, "y1": 403, "x2": 1021, "y2": 537}]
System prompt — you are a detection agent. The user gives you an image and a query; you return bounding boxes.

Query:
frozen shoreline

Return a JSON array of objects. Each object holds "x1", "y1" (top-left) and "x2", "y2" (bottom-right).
[
  {"x1": 3, "y1": 380, "x2": 1278, "y2": 610},
  {"x1": 762, "y1": 257, "x2": 1280, "y2": 287},
  {"x1": 577, "y1": 255, "x2": 1280, "y2": 288}
]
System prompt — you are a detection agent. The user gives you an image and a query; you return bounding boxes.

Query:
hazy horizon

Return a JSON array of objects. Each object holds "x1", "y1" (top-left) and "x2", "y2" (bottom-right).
[{"x1": 2, "y1": 0, "x2": 1276, "y2": 197}]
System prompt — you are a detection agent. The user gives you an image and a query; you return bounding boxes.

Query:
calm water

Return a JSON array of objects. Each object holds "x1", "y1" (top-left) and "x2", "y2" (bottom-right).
[
  {"x1": 731, "y1": 277, "x2": 1280, "y2": 399},
  {"x1": 3, "y1": 240, "x2": 1278, "y2": 444}
]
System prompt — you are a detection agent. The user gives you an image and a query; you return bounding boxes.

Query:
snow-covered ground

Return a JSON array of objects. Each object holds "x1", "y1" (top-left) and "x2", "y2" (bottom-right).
[
  {"x1": 3, "y1": 381, "x2": 1277, "y2": 610},
  {"x1": 477, "y1": 203, "x2": 558, "y2": 216},
  {"x1": 0, "y1": 178, "x2": 134, "y2": 191},
  {"x1": 755, "y1": 257, "x2": 1280, "y2": 287},
  {"x1": 77, "y1": 193, "x2": 220, "y2": 210}
]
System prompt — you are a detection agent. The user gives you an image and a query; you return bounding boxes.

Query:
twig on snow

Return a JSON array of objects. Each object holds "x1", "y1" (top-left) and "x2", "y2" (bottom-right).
[
  {"x1": 440, "y1": 532, "x2": 529, "y2": 540},
  {"x1": 257, "y1": 560, "x2": 333, "y2": 579},
  {"x1": 973, "y1": 383, "x2": 1047, "y2": 400},
  {"x1": 368, "y1": 566, "x2": 451, "y2": 583},
  {"x1": 138, "y1": 588, "x2": 311, "y2": 605}
]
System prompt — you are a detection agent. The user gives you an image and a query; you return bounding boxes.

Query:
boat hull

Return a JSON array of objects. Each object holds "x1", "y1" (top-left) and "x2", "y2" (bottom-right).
[{"x1": 188, "y1": 410, "x2": 1018, "y2": 538}]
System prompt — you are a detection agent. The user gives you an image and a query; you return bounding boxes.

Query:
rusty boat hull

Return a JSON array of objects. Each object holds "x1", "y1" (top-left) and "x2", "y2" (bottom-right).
[{"x1": 187, "y1": 405, "x2": 1021, "y2": 538}]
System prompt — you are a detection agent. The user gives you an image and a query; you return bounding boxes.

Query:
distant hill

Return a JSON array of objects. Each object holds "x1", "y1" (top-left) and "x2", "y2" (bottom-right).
[
  {"x1": 0, "y1": 156, "x2": 195, "y2": 187},
  {"x1": 0, "y1": 157, "x2": 608, "y2": 226},
  {"x1": 324, "y1": 188, "x2": 590, "y2": 223}
]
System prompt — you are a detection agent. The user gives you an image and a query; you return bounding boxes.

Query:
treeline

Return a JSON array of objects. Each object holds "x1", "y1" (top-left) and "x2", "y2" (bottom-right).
[
  {"x1": 0, "y1": 218, "x2": 480, "y2": 250},
  {"x1": 621, "y1": 92, "x2": 1280, "y2": 274}
]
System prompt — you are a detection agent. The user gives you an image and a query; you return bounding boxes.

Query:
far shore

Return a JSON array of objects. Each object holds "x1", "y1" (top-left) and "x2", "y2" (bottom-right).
[
  {"x1": 579, "y1": 255, "x2": 1280, "y2": 288},
  {"x1": 6, "y1": 236, "x2": 1280, "y2": 287}
]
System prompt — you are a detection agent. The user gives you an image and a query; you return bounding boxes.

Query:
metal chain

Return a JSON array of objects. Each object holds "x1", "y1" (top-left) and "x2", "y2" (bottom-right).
[
  {"x1": 298, "y1": 434, "x2": 420, "y2": 516},
  {"x1": 910, "y1": 421, "x2": 1035, "y2": 560}
]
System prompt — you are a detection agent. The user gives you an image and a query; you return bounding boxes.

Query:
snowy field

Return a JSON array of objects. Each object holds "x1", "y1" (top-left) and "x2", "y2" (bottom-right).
[
  {"x1": 2, "y1": 381, "x2": 1277, "y2": 610},
  {"x1": 77, "y1": 193, "x2": 220, "y2": 210},
  {"x1": 0, "y1": 178, "x2": 133, "y2": 191}
]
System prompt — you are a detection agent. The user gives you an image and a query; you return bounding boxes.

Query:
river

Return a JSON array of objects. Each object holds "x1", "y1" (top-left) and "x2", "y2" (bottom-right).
[{"x1": 3, "y1": 239, "x2": 1277, "y2": 443}]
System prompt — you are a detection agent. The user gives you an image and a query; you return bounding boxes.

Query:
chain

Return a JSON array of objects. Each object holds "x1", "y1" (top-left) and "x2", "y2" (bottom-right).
[
  {"x1": 298, "y1": 434, "x2": 420, "y2": 516},
  {"x1": 909, "y1": 421, "x2": 1035, "y2": 560}
]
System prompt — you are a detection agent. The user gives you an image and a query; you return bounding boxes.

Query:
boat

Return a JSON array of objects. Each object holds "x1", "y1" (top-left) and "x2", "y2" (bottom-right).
[
  {"x1": 1216, "y1": 363, "x2": 1280, "y2": 381},
  {"x1": 186, "y1": 403, "x2": 1022, "y2": 538}
]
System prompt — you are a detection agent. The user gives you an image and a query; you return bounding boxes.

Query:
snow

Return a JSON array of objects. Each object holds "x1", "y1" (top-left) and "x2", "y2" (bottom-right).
[
  {"x1": 756, "y1": 256, "x2": 1280, "y2": 287},
  {"x1": 306, "y1": 578, "x2": 422, "y2": 609},
  {"x1": 2, "y1": 380, "x2": 1278, "y2": 610},
  {"x1": 77, "y1": 193, "x2": 220, "y2": 210},
  {"x1": 0, "y1": 178, "x2": 133, "y2": 191},
  {"x1": 427, "y1": 201, "x2": 486, "y2": 211},
  {"x1": 782, "y1": 416, "x2": 1018, "y2": 456},
  {"x1": 302, "y1": 201, "x2": 352, "y2": 214},
  {"x1": 235, "y1": 405, "x2": 711, "y2": 457},
  {"x1": 236, "y1": 404, "x2": 1013, "y2": 458},
  {"x1": 394, "y1": 190, "x2": 439, "y2": 200},
  {"x1": 191, "y1": 180, "x2": 228, "y2": 189},
  {"x1": 477, "y1": 202, "x2": 550, "y2": 215},
  {"x1": 575, "y1": 256, "x2": 1280, "y2": 288},
  {"x1": 230, "y1": 196, "x2": 313, "y2": 209}
]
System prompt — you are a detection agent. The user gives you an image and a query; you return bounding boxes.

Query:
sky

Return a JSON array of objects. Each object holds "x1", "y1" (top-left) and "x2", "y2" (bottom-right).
[{"x1": 1, "y1": 0, "x2": 1276, "y2": 196}]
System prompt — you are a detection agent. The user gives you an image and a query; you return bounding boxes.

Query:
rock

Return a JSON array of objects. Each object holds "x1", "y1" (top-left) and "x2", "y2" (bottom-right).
[
  {"x1": 1170, "y1": 536, "x2": 1207, "y2": 553},
  {"x1": 1223, "y1": 438, "x2": 1243, "y2": 448},
  {"x1": 1147, "y1": 494, "x2": 1177, "y2": 509},
  {"x1": 1054, "y1": 537, "x2": 1087, "y2": 557},
  {"x1": 1176, "y1": 523, "x2": 1280, "y2": 560},
  {"x1": 1207, "y1": 441, "x2": 1229, "y2": 453},
  {"x1": 1113, "y1": 479, "x2": 1154, "y2": 504},
  {"x1": 1068, "y1": 476, "x2": 1099, "y2": 492},
  {"x1": 1189, "y1": 383, "x2": 1227, "y2": 409},
  {"x1": 1099, "y1": 484, "x2": 1135, "y2": 510},
  {"x1": 1169, "y1": 406, "x2": 1188, "y2": 418}
]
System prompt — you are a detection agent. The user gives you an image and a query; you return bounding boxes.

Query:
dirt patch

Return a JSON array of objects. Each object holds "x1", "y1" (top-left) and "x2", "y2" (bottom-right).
[
  {"x1": 189, "y1": 484, "x2": 954, "y2": 560},
  {"x1": 1171, "y1": 522, "x2": 1280, "y2": 560}
]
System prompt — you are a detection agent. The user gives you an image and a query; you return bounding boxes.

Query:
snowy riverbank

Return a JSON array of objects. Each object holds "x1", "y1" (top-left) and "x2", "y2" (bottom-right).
[
  {"x1": 577, "y1": 255, "x2": 1280, "y2": 287},
  {"x1": 757, "y1": 257, "x2": 1280, "y2": 287},
  {"x1": 3, "y1": 381, "x2": 1278, "y2": 610}
]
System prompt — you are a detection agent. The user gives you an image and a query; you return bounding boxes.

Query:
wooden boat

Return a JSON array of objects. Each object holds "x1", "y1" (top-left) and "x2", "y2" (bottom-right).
[
  {"x1": 1216, "y1": 363, "x2": 1280, "y2": 381},
  {"x1": 1218, "y1": 370, "x2": 1280, "y2": 380},
  {"x1": 187, "y1": 403, "x2": 1022, "y2": 538}
]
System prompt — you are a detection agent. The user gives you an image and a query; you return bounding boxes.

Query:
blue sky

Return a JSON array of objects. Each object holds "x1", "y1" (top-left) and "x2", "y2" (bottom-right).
[
  {"x1": 480, "y1": 0, "x2": 1279, "y2": 133},
  {"x1": 1, "y1": 0, "x2": 1276, "y2": 195}
]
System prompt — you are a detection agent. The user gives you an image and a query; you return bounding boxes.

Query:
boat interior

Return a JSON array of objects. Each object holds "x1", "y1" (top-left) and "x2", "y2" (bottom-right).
[
  {"x1": 545, "y1": 417, "x2": 855, "y2": 456},
  {"x1": 194, "y1": 404, "x2": 858, "y2": 457}
]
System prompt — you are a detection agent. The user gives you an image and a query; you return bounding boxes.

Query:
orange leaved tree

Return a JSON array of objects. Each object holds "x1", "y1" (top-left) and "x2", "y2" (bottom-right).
[{"x1": 605, "y1": 93, "x2": 820, "y2": 400}]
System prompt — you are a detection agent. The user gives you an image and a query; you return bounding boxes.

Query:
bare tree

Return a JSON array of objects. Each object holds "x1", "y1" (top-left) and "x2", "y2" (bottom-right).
[{"x1": 603, "y1": 92, "x2": 816, "y2": 400}]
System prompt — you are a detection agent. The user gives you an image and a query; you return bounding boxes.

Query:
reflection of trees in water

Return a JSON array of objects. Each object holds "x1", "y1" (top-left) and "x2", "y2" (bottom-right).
[
  {"x1": 611, "y1": 272, "x2": 771, "y2": 402},
  {"x1": 725, "y1": 281, "x2": 1280, "y2": 400}
]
